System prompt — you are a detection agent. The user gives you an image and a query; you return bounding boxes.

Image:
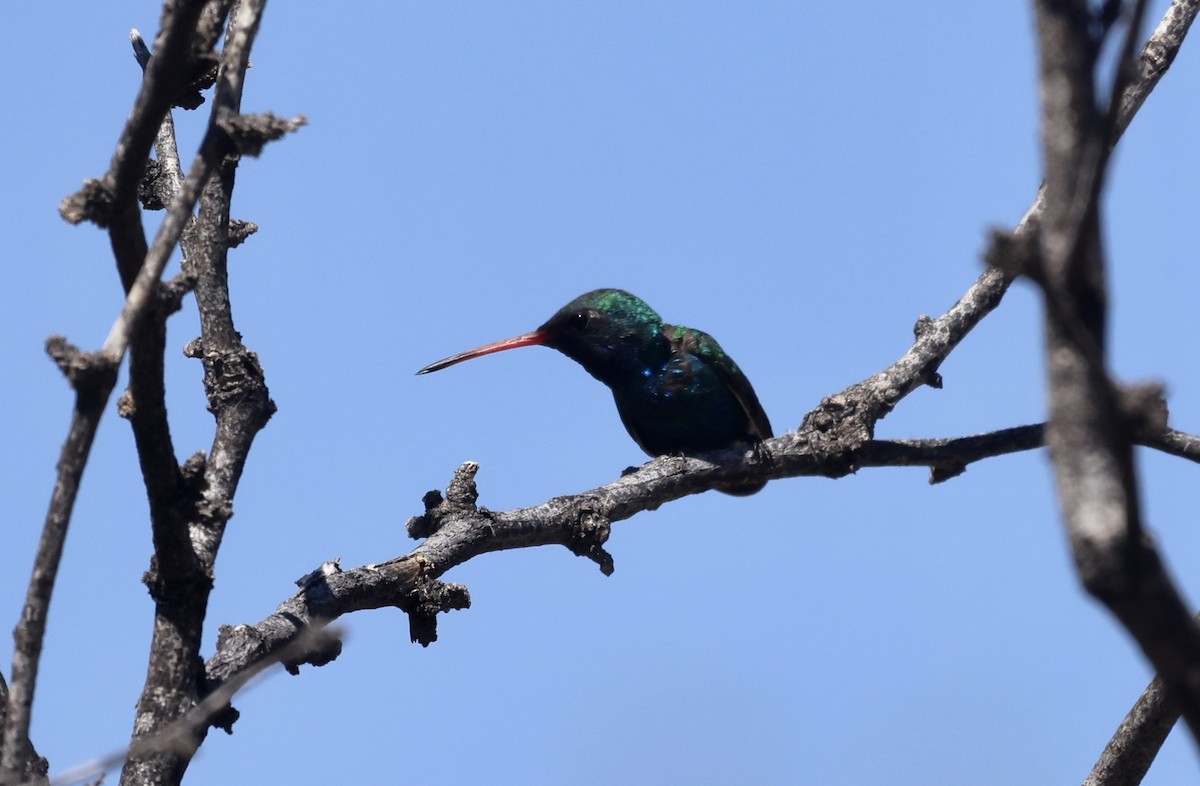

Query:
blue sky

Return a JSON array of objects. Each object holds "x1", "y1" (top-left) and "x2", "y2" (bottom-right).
[{"x1": 3, "y1": 2, "x2": 1199, "y2": 784}]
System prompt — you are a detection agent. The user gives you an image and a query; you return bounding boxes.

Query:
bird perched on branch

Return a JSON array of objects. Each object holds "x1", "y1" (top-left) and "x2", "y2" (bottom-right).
[{"x1": 418, "y1": 288, "x2": 772, "y2": 495}]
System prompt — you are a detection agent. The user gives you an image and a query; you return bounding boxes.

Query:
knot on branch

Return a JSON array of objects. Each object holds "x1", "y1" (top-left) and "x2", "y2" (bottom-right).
[
  {"x1": 161, "y1": 271, "x2": 198, "y2": 314},
  {"x1": 129, "y1": 21, "x2": 217, "y2": 107},
  {"x1": 185, "y1": 339, "x2": 277, "y2": 423},
  {"x1": 929, "y1": 461, "x2": 968, "y2": 484},
  {"x1": 401, "y1": 578, "x2": 471, "y2": 647},
  {"x1": 213, "y1": 624, "x2": 268, "y2": 676},
  {"x1": 197, "y1": 493, "x2": 234, "y2": 533},
  {"x1": 117, "y1": 389, "x2": 136, "y2": 419},
  {"x1": 408, "y1": 462, "x2": 481, "y2": 539},
  {"x1": 177, "y1": 445, "x2": 207, "y2": 481},
  {"x1": 799, "y1": 393, "x2": 870, "y2": 477},
  {"x1": 216, "y1": 108, "x2": 308, "y2": 157},
  {"x1": 228, "y1": 219, "x2": 259, "y2": 248},
  {"x1": 446, "y1": 461, "x2": 480, "y2": 505},
  {"x1": 280, "y1": 626, "x2": 344, "y2": 676},
  {"x1": 143, "y1": 552, "x2": 215, "y2": 605},
  {"x1": 174, "y1": 50, "x2": 221, "y2": 110},
  {"x1": 59, "y1": 177, "x2": 115, "y2": 226},
  {"x1": 206, "y1": 703, "x2": 241, "y2": 736},
  {"x1": 1140, "y1": 35, "x2": 1174, "y2": 80},
  {"x1": 44, "y1": 336, "x2": 118, "y2": 398},
  {"x1": 566, "y1": 507, "x2": 614, "y2": 576},
  {"x1": 202, "y1": 625, "x2": 264, "y2": 734},
  {"x1": 911, "y1": 316, "x2": 944, "y2": 389},
  {"x1": 1118, "y1": 382, "x2": 1169, "y2": 438},
  {"x1": 985, "y1": 226, "x2": 1041, "y2": 282},
  {"x1": 295, "y1": 559, "x2": 343, "y2": 590},
  {"x1": 0, "y1": 754, "x2": 49, "y2": 785}
]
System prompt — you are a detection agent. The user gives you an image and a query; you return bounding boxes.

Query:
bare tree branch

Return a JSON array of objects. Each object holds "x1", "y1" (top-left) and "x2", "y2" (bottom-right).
[
  {"x1": 0, "y1": 1, "x2": 224, "y2": 781},
  {"x1": 119, "y1": 1, "x2": 293, "y2": 784},
  {"x1": 0, "y1": 1, "x2": 294, "y2": 784},
  {"x1": 1115, "y1": 0, "x2": 1199, "y2": 141},
  {"x1": 1031, "y1": 0, "x2": 1200, "y2": 750},
  {"x1": 0, "y1": 343, "x2": 116, "y2": 786},
  {"x1": 1084, "y1": 674, "x2": 1180, "y2": 786},
  {"x1": 1073, "y1": 1, "x2": 1199, "y2": 778},
  {"x1": 860, "y1": 425, "x2": 1046, "y2": 482}
]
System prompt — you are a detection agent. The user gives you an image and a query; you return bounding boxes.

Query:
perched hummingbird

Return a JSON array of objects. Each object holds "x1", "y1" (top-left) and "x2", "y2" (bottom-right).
[{"x1": 418, "y1": 289, "x2": 773, "y2": 495}]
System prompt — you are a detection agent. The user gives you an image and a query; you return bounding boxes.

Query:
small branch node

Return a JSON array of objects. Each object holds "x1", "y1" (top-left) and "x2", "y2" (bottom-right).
[
  {"x1": 446, "y1": 461, "x2": 480, "y2": 506},
  {"x1": 566, "y1": 508, "x2": 615, "y2": 576},
  {"x1": 58, "y1": 178, "x2": 115, "y2": 226},
  {"x1": 44, "y1": 336, "x2": 118, "y2": 394},
  {"x1": 985, "y1": 226, "x2": 1042, "y2": 282},
  {"x1": 173, "y1": 51, "x2": 221, "y2": 110},
  {"x1": 295, "y1": 559, "x2": 343, "y2": 589},
  {"x1": 161, "y1": 271, "x2": 198, "y2": 314},
  {"x1": 214, "y1": 623, "x2": 267, "y2": 667},
  {"x1": 806, "y1": 396, "x2": 846, "y2": 433},
  {"x1": 401, "y1": 579, "x2": 472, "y2": 647},
  {"x1": 129, "y1": 27, "x2": 149, "y2": 59},
  {"x1": 800, "y1": 394, "x2": 870, "y2": 477},
  {"x1": 280, "y1": 626, "x2": 343, "y2": 675},
  {"x1": 197, "y1": 345, "x2": 276, "y2": 422},
  {"x1": 929, "y1": 462, "x2": 967, "y2": 484},
  {"x1": 407, "y1": 464, "x2": 482, "y2": 539},
  {"x1": 227, "y1": 219, "x2": 258, "y2": 247},
  {"x1": 207, "y1": 705, "x2": 241, "y2": 736},
  {"x1": 421, "y1": 490, "x2": 443, "y2": 511},
  {"x1": 406, "y1": 491, "x2": 445, "y2": 539},
  {"x1": 117, "y1": 389, "x2": 136, "y2": 419},
  {"x1": 1119, "y1": 381, "x2": 1169, "y2": 436},
  {"x1": 216, "y1": 110, "x2": 307, "y2": 157},
  {"x1": 181, "y1": 450, "x2": 208, "y2": 482}
]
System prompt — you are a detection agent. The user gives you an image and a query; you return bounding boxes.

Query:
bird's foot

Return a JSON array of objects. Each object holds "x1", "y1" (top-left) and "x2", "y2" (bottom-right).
[{"x1": 748, "y1": 439, "x2": 773, "y2": 467}]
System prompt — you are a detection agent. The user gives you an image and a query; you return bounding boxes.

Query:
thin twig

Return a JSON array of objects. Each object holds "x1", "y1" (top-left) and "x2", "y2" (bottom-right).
[
  {"x1": 0, "y1": 347, "x2": 115, "y2": 786},
  {"x1": 1114, "y1": 0, "x2": 1199, "y2": 142},
  {"x1": 1142, "y1": 426, "x2": 1200, "y2": 461},
  {"x1": 1084, "y1": 674, "x2": 1179, "y2": 786},
  {"x1": 131, "y1": 30, "x2": 186, "y2": 204},
  {"x1": 861, "y1": 425, "x2": 1046, "y2": 482}
]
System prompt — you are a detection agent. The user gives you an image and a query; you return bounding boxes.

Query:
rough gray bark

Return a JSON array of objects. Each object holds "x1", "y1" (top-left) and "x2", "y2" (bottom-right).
[{"x1": 1030, "y1": 0, "x2": 1200, "y2": 749}]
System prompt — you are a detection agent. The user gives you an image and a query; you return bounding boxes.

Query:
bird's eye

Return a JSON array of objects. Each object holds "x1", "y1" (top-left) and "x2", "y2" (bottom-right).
[{"x1": 571, "y1": 310, "x2": 590, "y2": 330}]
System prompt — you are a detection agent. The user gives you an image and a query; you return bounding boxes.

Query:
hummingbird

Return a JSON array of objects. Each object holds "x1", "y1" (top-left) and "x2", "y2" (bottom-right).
[{"x1": 417, "y1": 289, "x2": 773, "y2": 495}]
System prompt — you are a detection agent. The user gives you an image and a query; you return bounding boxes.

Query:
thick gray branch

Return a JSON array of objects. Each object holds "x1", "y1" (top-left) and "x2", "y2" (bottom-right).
[
  {"x1": 120, "y1": 2, "x2": 288, "y2": 785},
  {"x1": 1032, "y1": 0, "x2": 1200, "y2": 752},
  {"x1": 0, "y1": 2, "x2": 221, "y2": 781}
]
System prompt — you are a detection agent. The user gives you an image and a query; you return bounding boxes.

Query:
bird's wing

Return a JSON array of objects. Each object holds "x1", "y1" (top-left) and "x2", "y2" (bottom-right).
[{"x1": 666, "y1": 325, "x2": 773, "y2": 442}]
